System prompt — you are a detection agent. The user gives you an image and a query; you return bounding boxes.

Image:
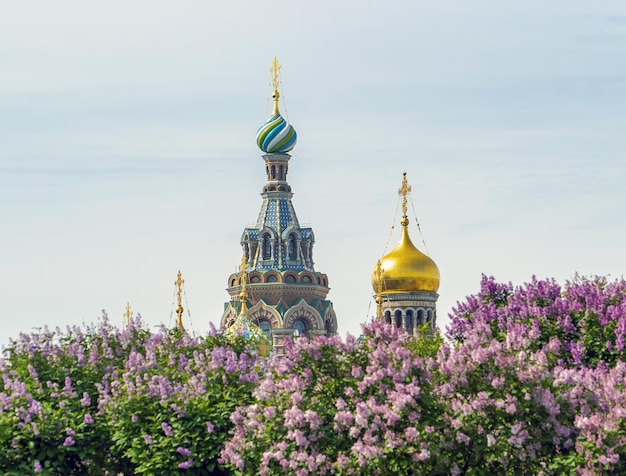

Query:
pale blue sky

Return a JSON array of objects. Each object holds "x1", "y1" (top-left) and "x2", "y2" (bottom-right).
[{"x1": 1, "y1": 1, "x2": 625, "y2": 340}]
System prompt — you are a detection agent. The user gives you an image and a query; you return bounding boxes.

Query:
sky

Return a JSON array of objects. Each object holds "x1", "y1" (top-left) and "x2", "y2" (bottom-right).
[{"x1": 1, "y1": 1, "x2": 625, "y2": 342}]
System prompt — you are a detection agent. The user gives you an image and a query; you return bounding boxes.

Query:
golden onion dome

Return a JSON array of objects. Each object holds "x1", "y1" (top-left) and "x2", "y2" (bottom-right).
[{"x1": 371, "y1": 218, "x2": 440, "y2": 294}]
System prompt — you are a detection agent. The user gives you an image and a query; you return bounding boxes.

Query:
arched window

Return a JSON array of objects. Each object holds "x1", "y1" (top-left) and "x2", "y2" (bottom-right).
[
  {"x1": 259, "y1": 320, "x2": 271, "y2": 335},
  {"x1": 271, "y1": 165, "x2": 276, "y2": 179},
  {"x1": 263, "y1": 234, "x2": 271, "y2": 259},
  {"x1": 325, "y1": 320, "x2": 332, "y2": 335},
  {"x1": 417, "y1": 310, "x2": 424, "y2": 326},
  {"x1": 395, "y1": 310, "x2": 402, "y2": 328},
  {"x1": 406, "y1": 310, "x2": 414, "y2": 334},
  {"x1": 385, "y1": 311, "x2": 392, "y2": 324},
  {"x1": 426, "y1": 310, "x2": 433, "y2": 323},
  {"x1": 279, "y1": 165, "x2": 284, "y2": 180},
  {"x1": 293, "y1": 319, "x2": 308, "y2": 336},
  {"x1": 288, "y1": 234, "x2": 297, "y2": 260}
]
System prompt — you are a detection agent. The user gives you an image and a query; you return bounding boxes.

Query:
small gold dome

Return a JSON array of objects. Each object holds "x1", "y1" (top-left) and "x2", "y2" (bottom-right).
[{"x1": 371, "y1": 222, "x2": 440, "y2": 294}]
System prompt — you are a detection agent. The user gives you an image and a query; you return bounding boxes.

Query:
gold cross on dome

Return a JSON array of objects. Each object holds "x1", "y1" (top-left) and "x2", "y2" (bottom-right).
[
  {"x1": 398, "y1": 172, "x2": 412, "y2": 218},
  {"x1": 270, "y1": 56, "x2": 281, "y2": 92}
]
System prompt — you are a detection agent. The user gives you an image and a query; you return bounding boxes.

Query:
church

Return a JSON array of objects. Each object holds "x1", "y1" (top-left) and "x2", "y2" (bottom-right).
[{"x1": 219, "y1": 59, "x2": 439, "y2": 348}]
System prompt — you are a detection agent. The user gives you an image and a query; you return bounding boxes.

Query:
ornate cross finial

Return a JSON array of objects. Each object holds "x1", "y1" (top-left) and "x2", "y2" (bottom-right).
[
  {"x1": 398, "y1": 172, "x2": 412, "y2": 219},
  {"x1": 374, "y1": 260, "x2": 385, "y2": 320},
  {"x1": 124, "y1": 302, "x2": 132, "y2": 327},
  {"x1": 270, "y1": 56, "x2": 282, "y2": 115},
  {"x1": 270, "y1": 56, "x2": 281, "y2": 92},
  {"x1": 175, "y1": 270, "x2": 184, "y2": 330},
  {"x1": 238, "y1": 254, "x2": 249, "y2": 316}
]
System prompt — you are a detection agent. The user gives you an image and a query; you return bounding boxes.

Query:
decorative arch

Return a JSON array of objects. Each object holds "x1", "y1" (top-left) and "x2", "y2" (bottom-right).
[
  {"x1": 299, "y1": 271, "x2": 315, "y2": 284},
  {"x1": 323, "y1": 306, "x2": 338, "y2": 335},
  {"x1": 249, "y1": 301, "x2": 283, "y2": 329},
  {"x1": 281, "y1": 225, "x2": 301, "y2": 241},
  {"x1": 283, "y1": 300, "x2": 324, "y2": 331},
  {"x1": 284, "y1": 272, "x2": 298, "y2": 283},
  {"x1": 264, "y1": 272, "x2": 281, "y2": 283},
  {"x1": 220, "y1": 305, "x2": 238, "y2": 329}
]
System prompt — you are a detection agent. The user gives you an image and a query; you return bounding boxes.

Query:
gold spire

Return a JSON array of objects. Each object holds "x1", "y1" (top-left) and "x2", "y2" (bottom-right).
[
  {"x1": 270, "y1": 56, "x2": 281, "y2": 115},
  {"x1": 124, "y1": 302, "x2": 132, "y2": 328},
  {"x1": 174, "y1": 271, "x2": 185, "y2": 330},
  {"x1": 373, "y1": 260, "x2": 384, "y2": 319},
  {"x1": 398, "y1": 171, "x2": 412, "y2": 226},
  {"x1": 238, "y1": 255, "x2": 249, "y2": 317}
]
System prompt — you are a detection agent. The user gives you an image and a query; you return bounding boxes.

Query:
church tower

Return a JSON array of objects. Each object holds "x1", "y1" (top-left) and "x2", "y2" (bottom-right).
[
  {"x1": 371, "y1": 173, "x2": 440, "y2": 333},
  {"x1": 221, "y1": 58, "x2": 337, "y2": 352}
]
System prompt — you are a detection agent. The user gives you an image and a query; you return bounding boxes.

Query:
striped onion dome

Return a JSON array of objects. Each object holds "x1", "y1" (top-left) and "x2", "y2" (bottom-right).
[{"x1": 256, "y1": 114, "x2": 297, "y2": 153}]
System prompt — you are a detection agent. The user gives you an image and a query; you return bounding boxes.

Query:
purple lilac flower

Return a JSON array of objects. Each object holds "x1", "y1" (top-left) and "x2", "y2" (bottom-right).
[
  {"x1": 177, "y1": 447, "x2": 192, "y2": 457},
  {"x1": 161, "y1": 422, "x2": 173, "y2": 436},
  {"x1": 80, "y1": 392, "x2": 91, "y2": 407}
]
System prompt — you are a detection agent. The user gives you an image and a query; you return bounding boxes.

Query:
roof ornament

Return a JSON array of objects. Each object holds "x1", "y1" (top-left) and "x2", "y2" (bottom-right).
[
  {"x1": 270, "y1": 56, "x2": 282, "y2": 115},
  {"x1": 373, "y1": 260, "x2": 385, "y2": 320},
  {"x1": 174, "y1": 271, "x2": 185, "y2": 330},
  {"x1": 238, "y1": 254, "x2": 250, "y2": 317},
  {"x1": 124, "y1": 302, "x2": 132, "y2": 328},
  {"x1": 398, "y1": 171, "x2": 412, "y2": 226}
]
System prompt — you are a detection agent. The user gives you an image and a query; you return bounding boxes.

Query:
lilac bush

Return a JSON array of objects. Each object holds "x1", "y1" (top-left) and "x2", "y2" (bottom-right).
[
  {"x1": 0, "y1": 314, "x2": 261, "y2": 475},
  {"x1": 443, "y1": 276, "x2": 626, "y2": 471},
  {"x1": 105, "y1": 327, "x2": 263, "y2": 475},
  {"x1": 0, "y1": 316, "x2": 130, "y2": 474},
  {"x1": 220, "y1": 323, "x2": 446, "y2": 475},
  {"x1": 222, "y1": 275, "x2": 626, "y2": 475}
]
